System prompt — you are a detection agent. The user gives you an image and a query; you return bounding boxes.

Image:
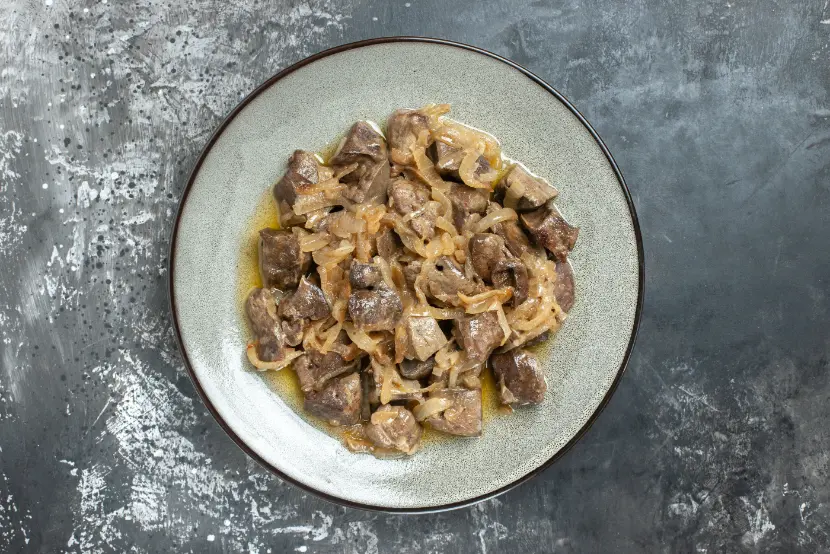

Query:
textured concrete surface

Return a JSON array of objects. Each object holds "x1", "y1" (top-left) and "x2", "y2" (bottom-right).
[{"x1": 1, "y1": 0, "x2": 829, "y2": 552}]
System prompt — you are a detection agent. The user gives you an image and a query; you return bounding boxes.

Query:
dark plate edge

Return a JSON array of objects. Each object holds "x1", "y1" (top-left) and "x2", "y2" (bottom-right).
[{"x1": 167, "y1": 36, "x2": 646, "y2": 514}]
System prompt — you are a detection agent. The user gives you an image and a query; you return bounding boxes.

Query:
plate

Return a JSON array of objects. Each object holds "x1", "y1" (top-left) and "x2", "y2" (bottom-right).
[{"x1": 169, "y1": 37, "x2": 643, "y2": 512}]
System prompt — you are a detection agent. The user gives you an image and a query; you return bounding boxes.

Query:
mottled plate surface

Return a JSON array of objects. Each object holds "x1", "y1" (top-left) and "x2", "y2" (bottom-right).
[{"x1": 170, "y1": 38, "x2": 643, "y2": 511}]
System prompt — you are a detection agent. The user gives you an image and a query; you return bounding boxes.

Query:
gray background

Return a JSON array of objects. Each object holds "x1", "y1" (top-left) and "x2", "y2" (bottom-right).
[{"x1": 1, "y1": 0, "x2": 828, "y2": 552}]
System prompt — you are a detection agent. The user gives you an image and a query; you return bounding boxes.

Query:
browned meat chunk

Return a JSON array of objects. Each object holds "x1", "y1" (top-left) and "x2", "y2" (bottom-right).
[
  {"x1": 278, "y1": 276, "x2": 330, "y2": 320},
  {"x1": 304, "y1": 372, "x2": 362, "y2": 426},
  {"x1": 245, "y1": 288, "x2": 284, "y2": 362},
  {"x1": 454, "y1": 311, "x2": 505, "y2": 362},
  {"x1": 500, "y1": 165, "x2": 558, "y2": 212},
  {"x1": 294, "y1": 349, "x2": 358, "y2": 392},
  {"x1": 375, "y1": 227, "x2": 402, "y2": 260},
  {"x1": 520, "y1": 204, "x2": 579, "y2": 261},
  {"x1": 245, "y1": 288, "x2": 280, "y2": 337},
  {"x1": 348, "y1": 287, "x2": 403, "y2": 332},
  {"x1": 425, "y1": 388, "x2": 482, "y2": 437},
  {"x1": 432, "y1": 142, "x2": 495, "y2": 186},
  {"x1": 365, "y1": 405, "x2": 422, "y2": 454},
  {"x1": 468, "y1": 233, "x2": 505, "y2": 282},
  {"x1": 448, "y1": 182, "x2": 489, "y2": 232},
  {"x1": 281, "y1": 319, "x2": 304, "y2": 347},
  {"x1": 330, "y1": 121, "x2": 389, "y2": 204},
  {"x1": 387, "y1": 109, "x2": 429, "y2": 165},
  {"x1": 388, "y1": 178, "x2": 437, "y2": 239},
  {"x1": 259, "y1": 229, "x2": 310, "y2": 290},
  {"x1": 402, "y1": 260, "x2": 422, "y2": 288},
  {"x1": 399, "y1": 357, "x2": 434, "y2": 380},
  {"x1": 272, "y1": 150, "x2": 334, "y2": 225},
  {"x1": 490, "y1": 349, "x2": 546, "y2": 405},
  {"x1": 349, "y1": 260, "x2": 382, "y2": 290},
  {"x1": 425, "y1": 256, "x2": 483, "y2": 306},
  {"x1": 553, "y1": 260, "x2": 575, "y2": 312},
  {"x1": 403, "y1": 316, "x2": 448, "y2": 361},
  {"x1": 491, "y1": 217, "x2": 539, "y2": 259},
  {"x1": 491, "y1": 258, "x2": 529, "y2": 306}
]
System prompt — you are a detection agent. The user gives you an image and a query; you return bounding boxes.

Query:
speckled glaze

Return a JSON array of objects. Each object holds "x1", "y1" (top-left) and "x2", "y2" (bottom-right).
[{"x1": 171, "y1": 39, "x2": 642, "y2": 510}]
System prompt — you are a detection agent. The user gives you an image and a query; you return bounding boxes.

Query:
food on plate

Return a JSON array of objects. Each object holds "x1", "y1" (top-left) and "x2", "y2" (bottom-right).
[{"x1": 244, "y1": 105, "x2": 578, "y2": 456}]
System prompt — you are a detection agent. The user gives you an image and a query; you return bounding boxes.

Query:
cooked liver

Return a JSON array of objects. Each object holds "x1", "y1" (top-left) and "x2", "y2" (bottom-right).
[
  {"x1": 468, "y1": 233, "x2": 505, "y2": 282},
  {"x1": 388, "y1": 177, "x2": 437, "y2": 239},
  {"x1": 553, "y1": 259, "x2": 576, "y2": 312},
  {"x1": 448, "y1": 182, "x2": 489, "y2": 232},
  {"x1": 491, "y1": 257, "x2": 529, "y2": 306},
  {"x1": 500, "y1": 164, "x2": 558, "y2": 212},
  {"x1": 375, "y1": 227, "x2": 402, "y2": 260},
  {"x1": 281, "y1": 319, "x2": 304, "y2": 347},
  {"x1": 303, "y1": 372, "x2": 362, "y2": 426},
  {"x1": 258, "y1": 229, "x2": 310, "y2": 290},
  {"x1": 278, "y1": 276, "x2": 330, "y2": 321},
  {"x1": 491, "y1": 217, "x2": 539, "y2": 259},
  {"x1": 273, "y1": 150, "x2": 334, "y2": 225},
  {"x1": 454, "y1": 311, "x2": 505, "y2": 363},
  {"x1": 349, "y1": 260, "x2": 383, "y2": 290},
  {"x1": 520, "y1": 203, "x2": 579, "y2": 261},
  {"x1": 403, "y1": 316, "x2": 448, "y2": 361},
  {"x1": 329, "y1": 121, "x2": 389, "y2": 204},
  {"x1": 348, "y1": 287, "x2": 403, "y2": 332},
  {"x1": 425, "y1": 256, "x2": 483, "y2": 305},
  {"x1": 490, "y1": 349, "x2": 546, "y2": 405},
  {"x1": 425, "y1": 388, "x2": 482, "y2": 437},
  {"x1": 432, "y1": 141, "x2": 494, "y2": 186},
  {"x1": 387, "y1": 109, "x2": 429, "y2": 165},
  {"x1": 294, "y1": 349, "x2": 357, "y2": 393},
  {"x1": 399, "y1": 357, "x2": 435, "y2": 380},
  {"x1": 365, "y1": 405, "x2": 422, "y2": 453},
  {"x1": 245, "y1": 287, "x2": 280, "y2": 337}
]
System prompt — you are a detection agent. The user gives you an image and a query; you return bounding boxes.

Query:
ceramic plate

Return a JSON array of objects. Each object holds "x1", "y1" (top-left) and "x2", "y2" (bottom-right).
[{"x1": 170, "y1": 38, "x2": 643, "y2": 512}]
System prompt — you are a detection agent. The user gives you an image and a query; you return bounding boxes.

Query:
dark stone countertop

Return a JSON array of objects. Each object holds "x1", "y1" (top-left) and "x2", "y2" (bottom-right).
[{"x1": 1, "y1": 0, "x2": 828, "y2": 552}]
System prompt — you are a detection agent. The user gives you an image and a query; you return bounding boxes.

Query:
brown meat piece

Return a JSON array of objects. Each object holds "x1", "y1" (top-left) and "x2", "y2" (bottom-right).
[
  {"x1": 454, "y1": 311, "x2": 505, "y2": 363},
  {"x1": 490, "y1": 349, "x2": 546, "y2": 405},
  {"x1": 278, "y1": 276, "x2": 330, "y2": 321},
  {"x1": 272, "y1": 150, "x2": 334, "y2": 225},
  {"x1": 365, "y1": 405, "x2": 422, "y2": 454},
  {"x1": 491, "y1": 258, "x2": 529, "y2": 306},
  {"x1": 329, "y1": 121, "x2": 389, "y2": 204},
  {"x1": 432, "y1": 142, "x2": 495, "y2": 186},
  {"x1": 425, "y1": 388, "x2": 482, "y2": 437},
  {"x1": 399, "y1": 357, "x2": 435, "y2": 380},
  {"x1": 281, "y1": 319, "x2": 304, "y2": 347},
  {"x1": 294, "y1": 349, "x2": 357, "y2": 392},
  {"x1": 245, "y1": 288, "x2": 280, "y2": 337},
  {"x1": 348, "y1": 287, "x2": 403, "y2": 332},
  {"x1": 403, "y1": 316, "x2": 448, "y2": 361},
  {"x1": 402, "y1": 260, "x2": 422, "y2": 289},
  {"x1": 245, "y1": 288, "x2": 285, "y2": 362},
  {"x1": 448, "y1": 182, "x2": 489, "y2": 232},
  {"x1": 491, "y1": 217, "x2": 540, "y2": 259},
  {"x1": 553, "y1": 260, "x2": 576, "y2": 312},
  {"x1": 425, "y1": 256, "x2": 483, "y2": 306},
  {"x1": 258, "y1": 229, "x2": 310, "y2": 290},
  {"x1": 388, "y1": 178, "x2": 437, "y2": 240},
  {"x1": 387, "y1": 109, "x2": 429, "y2": 165},
  {"x1": 349, "y1": 260, "x2": 383, "y2": 290},
  {"x1": 468, "y1": 233, "x2": 506, "y2": 282},
  {"x1": 304, "y1": 372, "x2": 362, "y2": 426},
  {"x1": 500, "y1": 165, "x2": 558, "y2": 212},
  {"x1": 520, "y1": 204, "x2": 579, "y2": 261},
  {"x1": 375, "y1": 227, "x2": 402, "y2": 260}
]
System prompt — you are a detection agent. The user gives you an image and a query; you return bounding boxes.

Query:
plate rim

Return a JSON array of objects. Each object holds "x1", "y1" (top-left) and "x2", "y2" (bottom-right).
[{"x1": 167, "y1": 36, "x2": 645, "y2": 514}]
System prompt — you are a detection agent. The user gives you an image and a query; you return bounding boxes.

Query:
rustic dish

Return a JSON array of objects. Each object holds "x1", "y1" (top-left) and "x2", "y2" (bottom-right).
[{"x1": 170, "y1": 37, "x2": 643, "y2": 511}]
